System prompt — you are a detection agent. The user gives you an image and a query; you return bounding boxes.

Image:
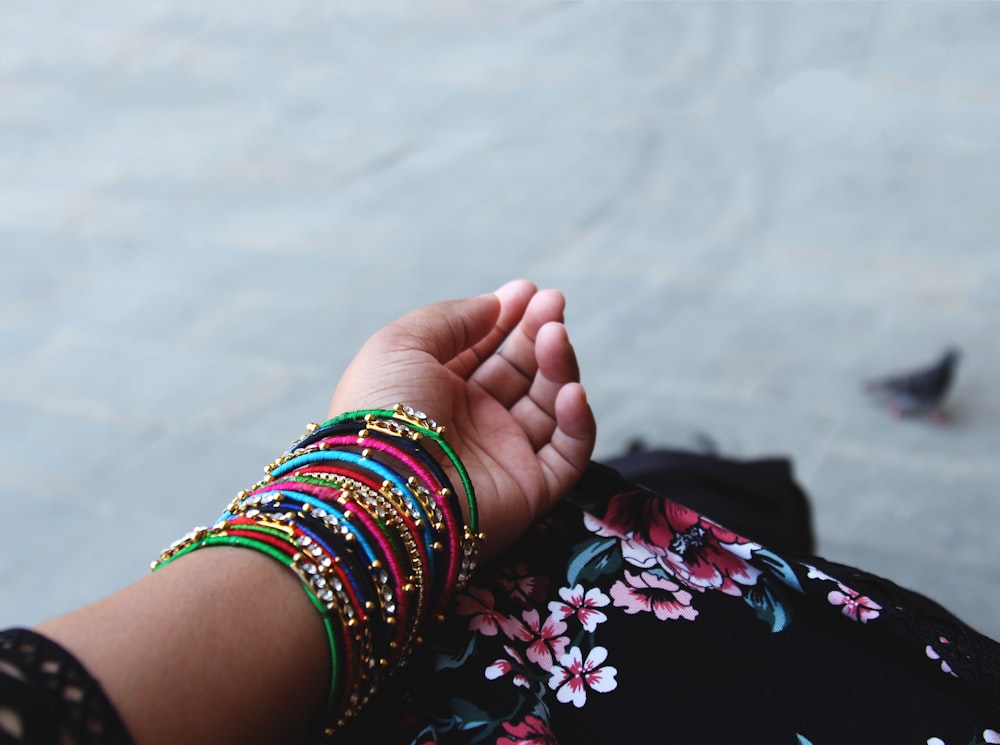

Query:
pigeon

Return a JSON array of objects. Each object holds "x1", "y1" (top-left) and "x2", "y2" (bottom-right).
[{"x1": 865, "y1": 348, "x2": 960, "y2": 418}]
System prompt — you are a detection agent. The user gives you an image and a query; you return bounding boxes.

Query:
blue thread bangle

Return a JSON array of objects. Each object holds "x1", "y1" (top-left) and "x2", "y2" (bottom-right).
[{"x1": 269, "y1": 450, "x2": 435, "y2": 548}]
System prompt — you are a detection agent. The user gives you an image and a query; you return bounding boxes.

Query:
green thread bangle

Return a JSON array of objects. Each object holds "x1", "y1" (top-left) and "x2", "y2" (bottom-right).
[
  {"x1": 323, "y1": 406, "x2": 478, "y2": 533},
  {"x1": 152, "y1": 405, "x2": 482, "y2": 737},
  {"x1": 303, "y1": 575, "x2": 345, "y2": 726},
  {"x1": 153, "y1": 534, "x2": 344, "y2": 717},
  {"x1": 198, "y1": 534, "x2": 347, "y2": 718},
  {"x1": 225, "y1": 521, "x2": 297, "y2": 543}
]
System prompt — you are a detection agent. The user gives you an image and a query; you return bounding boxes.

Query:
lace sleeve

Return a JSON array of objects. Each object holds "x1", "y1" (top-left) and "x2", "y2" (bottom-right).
[{"x1": 0, "y1": 629, "x2": 133, "y2": 745}]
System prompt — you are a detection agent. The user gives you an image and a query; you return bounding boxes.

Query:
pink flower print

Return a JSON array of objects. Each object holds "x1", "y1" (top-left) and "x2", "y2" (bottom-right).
[
  {"x1": 827, "y1": 583, "x2": 881, "y2": 623},
  {"x1": 655, "y1": 513, "x2": 761, "y2": 596},
  {"x1": 496, "y1": 714, "x2": 558, "y2": 744},
  {"x1": 548, "y1": 584, "x2": 611, "y2": 632},
  {"x1": 485, "y1": 644, "x2": 531, "y2": 689},
  {"x1": 456, "y1": 586, "x2": 518, "y2": 638},
  {"x1": 497, "y1": 561, "x2": 549, "y2": 608},
  {"x1": 512, "y1": 608, "x2": 568, "y2": 672},
  {"x1": 583, "y1": 495, "x2": 643, "y2": 538},
  {"x1": 548, "y1": 645, "x2": 617, "y2": 708},
  {"x1": 611, "y1": 570, "x2": 698, "y2": 621},
  {"x1": 804, "y1": 564, "x2": 838, "y2": 583},
  {"x1": 595, "y1": 492, "x2": 762, "y2": 596},
  {"x1": 925, "y1": 636, "x2": 958, "y2": 677},
  {"x1": 619, "y1": 537, "x2": 658, "y2": 569}
]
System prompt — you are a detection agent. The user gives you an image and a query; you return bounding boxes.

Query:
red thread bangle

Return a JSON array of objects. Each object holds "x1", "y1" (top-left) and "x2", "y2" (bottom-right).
[{"x1": 316, "y1": 435, "x2": 446, "y2": 493}]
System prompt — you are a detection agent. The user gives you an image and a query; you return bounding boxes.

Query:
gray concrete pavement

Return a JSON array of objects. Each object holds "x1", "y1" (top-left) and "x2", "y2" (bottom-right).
[{"x1": 2, "y1": 3, "x2": 1000, "y2": 639}]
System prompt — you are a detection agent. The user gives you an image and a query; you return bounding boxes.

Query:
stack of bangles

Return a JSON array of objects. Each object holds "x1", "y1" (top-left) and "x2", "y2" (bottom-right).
[{"x1": 151, "y1": 405, "x2": 484, "y2": 738}]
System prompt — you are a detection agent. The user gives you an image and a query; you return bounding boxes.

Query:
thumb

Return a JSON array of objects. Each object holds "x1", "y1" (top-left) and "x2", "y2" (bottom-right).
[{"x1": 378, "y1": 293, "x2": 502, "y2": 363}]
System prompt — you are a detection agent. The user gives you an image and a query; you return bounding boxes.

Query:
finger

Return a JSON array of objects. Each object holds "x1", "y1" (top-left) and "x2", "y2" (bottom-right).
[
  {"x1": 447, "y1": 279, "x2": 537, "y2": 378},
  {"x1": 509, "y1": 322, "x2": 581, "y2": 450},
  {"x1": 535, "y1": 383, "x2": 596, "y2": 515},
  {"x1": 329, "y1": 293, "x2": 503, "y2": 415},
  {"x1": 379, "y1": 293, "x2": 501, "y2": 363},
  {"x1": 466, "y1": 289, "x2": 566, "y2": 409}
]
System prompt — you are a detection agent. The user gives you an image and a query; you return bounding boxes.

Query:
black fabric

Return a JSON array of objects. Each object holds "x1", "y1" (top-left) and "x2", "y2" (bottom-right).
[
  {"x1": 341, "y1": 458, "x2": 1000, "y2": 744},
  {"x1": 603, "y1": 448, "x2": 816, "y2": 554},
  {"x1": 4, "y1": 453, "x2": 999, "y2": 744},
  {"x1": 0, "y1": 629, "x2": 133, "y2": 745}
]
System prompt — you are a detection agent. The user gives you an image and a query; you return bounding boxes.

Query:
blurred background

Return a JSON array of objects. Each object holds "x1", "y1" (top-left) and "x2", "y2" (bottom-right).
[{"x1": 2, "y1": 3, "x2": 999, "y2": 639}]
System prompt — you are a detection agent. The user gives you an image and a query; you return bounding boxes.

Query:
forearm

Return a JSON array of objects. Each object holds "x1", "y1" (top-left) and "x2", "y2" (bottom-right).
[
  {"x1": 37, "y1": 547, "x2": 328, "y2": 745},
  {"x1": 29, "y1": 406, "x2": 481, "y2": 745}
]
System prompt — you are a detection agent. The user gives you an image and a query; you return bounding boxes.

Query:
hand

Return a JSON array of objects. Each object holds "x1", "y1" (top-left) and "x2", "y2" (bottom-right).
[{"x1": 328, "y1": 279, "x2": 596, "y2": 558}]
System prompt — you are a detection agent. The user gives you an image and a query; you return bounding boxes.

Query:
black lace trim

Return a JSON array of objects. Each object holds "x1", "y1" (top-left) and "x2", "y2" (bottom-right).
[
  {"x1": 806, "y1": 563, "x2": 1000, "y2": 721},
  {"x1": 0, "y1": 628, "x2": 133, "y2": 745}
]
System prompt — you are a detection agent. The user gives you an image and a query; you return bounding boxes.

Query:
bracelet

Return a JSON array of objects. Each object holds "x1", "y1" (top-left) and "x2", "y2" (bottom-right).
[
  {"x1": 319, "y1": 405, "x2": 479, "y2": 533},
  {"x1": 150, "y1": 405, "x2": 483, "y2": 738},
  {"x1": 229, "y1": 474, "x2": 431, "y2": 647}
]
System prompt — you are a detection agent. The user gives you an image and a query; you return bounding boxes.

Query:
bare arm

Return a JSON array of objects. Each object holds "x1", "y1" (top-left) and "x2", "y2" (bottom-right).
[{"x1": 34, "y1": 280, "x2": 596, "y2": 745}]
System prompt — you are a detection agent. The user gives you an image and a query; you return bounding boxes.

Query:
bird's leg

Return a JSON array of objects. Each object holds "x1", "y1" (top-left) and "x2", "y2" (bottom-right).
[{"x1": 928, "y1": 408, "x2": 950, "y2": 425}]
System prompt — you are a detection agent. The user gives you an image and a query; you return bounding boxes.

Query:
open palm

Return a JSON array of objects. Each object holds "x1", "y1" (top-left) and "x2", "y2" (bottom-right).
[{"x1": 328, "y1": 280, "x2": 596, "y2": 557}]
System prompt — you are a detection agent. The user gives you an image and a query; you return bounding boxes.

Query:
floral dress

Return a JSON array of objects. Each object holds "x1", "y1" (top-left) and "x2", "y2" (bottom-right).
[{"x1": 341, "y1": 458, "x2": 1000, "y2": 745}]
